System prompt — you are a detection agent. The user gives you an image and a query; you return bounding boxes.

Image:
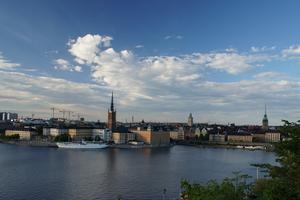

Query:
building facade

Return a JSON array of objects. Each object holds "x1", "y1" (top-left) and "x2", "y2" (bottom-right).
[
  {"x1": 43, "y1": 128, "x2": 68, "y2": 137},
  {"x1": 68, "y1": 128, "x2": 93, "y2": 140},
  {"x1": 209, "y1": 134, "x2": 225, "y2": 143},
  {"x1": 92, "y1": 129, "x2": 112, "y2": 142},
  {"x1": 0, "y1": 112, "x2": 18, "y2": 121},
  {"x1": 132, "y1": 126, "x2": 170, "y2": 146},
  {"x1": 227, "y1": 134, "x2": 253, "y2": 143},
  {"x1": 112, "y1": 132, "x2": 126, "y2": 144},
  {"x1": 5, "y1": 129, "x2": 36, "y2": 140},
  {"x1": 265, "y1": 132, "x2": 280, "y2": 143}
]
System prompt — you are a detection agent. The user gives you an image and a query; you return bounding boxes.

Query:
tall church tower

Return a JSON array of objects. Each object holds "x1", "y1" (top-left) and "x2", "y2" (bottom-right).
[
  {"x1": 107, "y1": 92, "x2": 116, "y2": 131},
  {"x1": 188, "y1": 113, "x2": 193, "y2": 127},
  {"x1": 262, "y1": 104, "x2": 269, "y2": 130}
]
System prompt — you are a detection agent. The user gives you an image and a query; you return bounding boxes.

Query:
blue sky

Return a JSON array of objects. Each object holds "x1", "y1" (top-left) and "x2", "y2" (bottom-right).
[{"x1": 1, "y1": 0, "x2": 300, "y2": 125}]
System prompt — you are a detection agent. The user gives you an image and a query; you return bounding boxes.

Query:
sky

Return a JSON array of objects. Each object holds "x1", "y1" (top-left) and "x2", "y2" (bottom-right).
[{"x1": 1, "y1": 0, "x2": 300, "y2": 125}]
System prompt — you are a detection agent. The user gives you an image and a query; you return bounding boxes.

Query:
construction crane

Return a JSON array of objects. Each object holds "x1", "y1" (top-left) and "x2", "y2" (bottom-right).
[
  {"x1": 59, "y1": 110, "x2": 67, "y2": 119},
  {"x1": 72, "y1": 113, "x2": 81, "y2": 121},
  {"x1": 66, "y1": 111, "x2": 74, "y2": 120},
  {"x1": 50, "y1": 107, "x2": 56, "y2": 119}
]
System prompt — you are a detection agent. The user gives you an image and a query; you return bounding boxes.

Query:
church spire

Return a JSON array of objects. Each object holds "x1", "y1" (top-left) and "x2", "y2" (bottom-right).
[
  {"x1": 110, "y1": 91, "x2": 114, "y2": 112},
  {"x1": 265, "y1": 104, "x2": 267, "y2": 116}
]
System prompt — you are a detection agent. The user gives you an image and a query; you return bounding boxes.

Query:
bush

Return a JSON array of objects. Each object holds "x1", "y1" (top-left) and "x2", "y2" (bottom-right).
[{"x1": 54, "y1": 134, "x2": 70, "y2": 142}]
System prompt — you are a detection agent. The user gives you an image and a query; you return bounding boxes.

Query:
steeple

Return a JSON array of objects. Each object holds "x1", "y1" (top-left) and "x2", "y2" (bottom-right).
[
  {"x1": 262, "y1": 104, "x2": 268, "y2": 130},
  {"x1": 265, "y1": 104, "x2": 267, "y2": 116},
  {"x1": 110, "y1": 91, "x2": 114, "y2": 112},
  {"x1": 108, "y1": 91, "x2": 116, "y2": 131}
]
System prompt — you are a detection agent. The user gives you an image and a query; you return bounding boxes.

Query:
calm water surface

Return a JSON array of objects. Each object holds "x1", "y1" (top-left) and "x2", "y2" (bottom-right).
[{"x1": 0, "y1": 144, "x2": 276, "y2": 200}]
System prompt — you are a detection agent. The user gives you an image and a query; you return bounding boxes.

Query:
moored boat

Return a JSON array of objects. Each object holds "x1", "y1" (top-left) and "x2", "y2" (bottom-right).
[{"x1": 56, "y1": 141, "x2": 108, "y2": 149}]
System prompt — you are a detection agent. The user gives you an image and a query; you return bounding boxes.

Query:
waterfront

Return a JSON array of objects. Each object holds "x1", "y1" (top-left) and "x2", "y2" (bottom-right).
[{"x1": 0, "y1": 144, "x2": 276, "y2": 200}]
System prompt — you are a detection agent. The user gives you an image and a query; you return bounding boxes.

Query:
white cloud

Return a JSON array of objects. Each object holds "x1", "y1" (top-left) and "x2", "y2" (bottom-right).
[
  {"x1": 74, "y1": 66, "x2": 82, "y2": 72},
  {"x1": 68, "y1": 34, "x2": 113, "y2": 64},
  {"x1": 135, "y1": 45, "x2": 144, "y2": 48},
  {"x1": 164, "y1": 35, "x2": 172, "y2": 40},
  {"x1": 253, "y1": 71, "x2": 284, "y2": 79},
  {"x1": 66, "y1": 34, "x2": 270, "y2": 108},
  {"x1": 164, "y1": 35, "x2": 183, "y2": 40},
  {"x1": 0, "y1": 70, "x2": 109, "y2": 120},
  {"x1": 53, "y1": 58, "x2": 82, "y2": 72},
  {"x1": 0, "y1": 52, "x2": 20, "y2": 70},
  {"x1": 251, "y1": 46, "x2": 276, "y2": 53},
  {"x1": 282, "y1": 45, "x2": 300, "y2": 57},
  {"x1": 4, "y1": 34, "x2": 300, "y2": 124}
]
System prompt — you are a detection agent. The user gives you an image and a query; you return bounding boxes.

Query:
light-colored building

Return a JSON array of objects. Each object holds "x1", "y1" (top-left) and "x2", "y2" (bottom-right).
[
  {"x1": 5, "y1": 129, "x2": 36, "y2": 140},
  {"x1": 178, "y1": 127, "x2": 185, "y2": 140},
  {"x1": 227, "y1": 134, "x2": 253, "y2": 143},
  {"x1": 252, "y1": 133, "x2": 265, "y2": 142},
  {"x1": 131, "y1": 126, "x2": 170, "y2": 146},
  {"x1": 112, "y1": 132, "x2": 136, "y2": 144},
  {"x1": 195, "y1": 128, "x2": 201, "y2": 137},
  {"x1": 209, "y1": 134, "x2": 225, "y2": 143},
  {"x1": 68, "y1": 128, "x2": 93, "y2": 140},
  {"x1": 0, "y1": 112, "x2": 18, "y2": 121},
  {"x1": 112, "y1": 132, "x2": 127, "y2": 144},
  {"x1": 265, "y1": 132, "x2": 280, "y2": 143},
  {"x1": 170, "y1": 131, "x2": 180, "y2": 140},
  {"x1": 43, "y1": 128, "x2": 68, "y2": 137},
  {"x1": 126, "y1": 132, "x2": 136, "y2": 142},
  {"x1": 201, "y1": 128, "x2": 208, "y2": 136},
  {"x1": 92, "y1": 129, "x2": 111, "y2": 142}
]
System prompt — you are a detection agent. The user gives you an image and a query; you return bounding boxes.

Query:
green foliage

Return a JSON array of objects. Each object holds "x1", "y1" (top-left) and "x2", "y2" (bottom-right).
[
  {"x1": 54, "y1": 133, "x2": 70, "y2": 142},
  {"x1": 181, "y1": 120, "x2": 300, "y2": 200},
  {"x1": 0, "y1": 134, "x2": 20, "y2": 140},
  {"x1": 83, "y1": 136, "x2": 93, "y2": 141},
  {"x1": 180, "y1": 172, "x2": 251, "y2": 200},
  {"x1": 252, "y1": 120, "x2": 300, "y2": 200},
  {"x1": 94, "y1": 135, "x2": 101, "y2": 141}
]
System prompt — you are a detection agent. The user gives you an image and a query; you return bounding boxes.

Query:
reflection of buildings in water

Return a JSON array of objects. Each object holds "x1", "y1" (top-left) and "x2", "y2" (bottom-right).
[
  {"x1": 141, "y1": 147, "x2": 171, "y2": 157},
  {"x1": 106, "y1": 148, "x2": 118, "y2": 171}
]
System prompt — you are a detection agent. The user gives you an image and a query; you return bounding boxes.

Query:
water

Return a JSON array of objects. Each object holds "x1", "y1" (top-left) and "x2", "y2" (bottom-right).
[{"x1": 0, "y1": 144, "x2": 276, "y2": 200}]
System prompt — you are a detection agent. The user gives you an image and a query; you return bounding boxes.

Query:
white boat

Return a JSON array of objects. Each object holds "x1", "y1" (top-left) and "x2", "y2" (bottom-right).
[{"x1": 56, "y1": 141, "x2": 108, "y2": 149}]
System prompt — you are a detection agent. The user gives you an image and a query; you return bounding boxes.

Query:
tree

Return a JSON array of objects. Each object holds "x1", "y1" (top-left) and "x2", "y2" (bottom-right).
[
  {"x1": 54, "y1": 133, "x2": 70, "y2": 142},
  {"x1": 180, "y1": 172, "x2": 251, "y2": 200},
  {"x1": 252, "y1": 120, "x2": 300, "y2": 200},
  {"x1": 180, "y1": 120, "x2": 300, "y2": 200}
]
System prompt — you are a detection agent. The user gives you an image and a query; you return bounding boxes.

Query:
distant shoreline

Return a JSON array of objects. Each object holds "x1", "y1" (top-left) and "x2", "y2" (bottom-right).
[
  {"x1": 177, "y1": 141, "x2": 274, "y2": 151},
  {"x1": 0, "y1": 140, "x2": 172, "y2": 149},
  {"x1": 0, "y1": 139, "x2": 273, "y2": 151}
]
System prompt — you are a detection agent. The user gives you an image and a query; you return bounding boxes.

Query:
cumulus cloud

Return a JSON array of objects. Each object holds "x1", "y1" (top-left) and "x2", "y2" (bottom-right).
[
  {"x1": 66, "y1": 34, "x2": 270, "y2": 107},
  {"x1": 0, "y1": 70, "x2": 109, "y2": 119},
  {"x1": 282, "y1": 45, "x2": 300, "y2": 58},
  {"x1": 0, "y1": 52, "x2": 20, "y2": 70},
  {"x1": 4, "y1": 34, "x2": 300, "y2": 124},
  {"x1": 53, "y1": 58, "x2": 82, "y2": 72},
  {"x1": 68, "y1": 34, "x2": 113, "y2": 64}
]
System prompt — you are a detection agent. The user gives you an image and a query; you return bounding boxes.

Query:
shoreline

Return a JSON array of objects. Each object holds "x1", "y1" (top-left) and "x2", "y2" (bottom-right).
[
  {"x1": 0, "y1": 139, "x2": 273, "y2": 151},
  {"x1": 0, "y1": 140, "x2": 172, "y2": 149},
  {"x1": 176, "y1": 141, "x2": 274, "y2": 151}
]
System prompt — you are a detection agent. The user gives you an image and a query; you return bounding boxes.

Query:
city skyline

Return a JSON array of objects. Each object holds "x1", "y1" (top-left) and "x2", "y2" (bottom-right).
[{"x1": 1, "y1": 0, "x2": 300, "y2": 125}]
